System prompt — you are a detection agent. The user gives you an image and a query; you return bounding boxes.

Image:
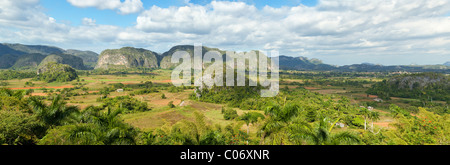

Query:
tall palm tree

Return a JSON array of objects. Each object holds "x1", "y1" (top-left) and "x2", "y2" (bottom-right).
[
  {"x1": 259, "y1": 103, "x2": 299, "y2": 144},
  {"x1": 359, "y1": 107, "x2": 370, "y2": 131},
  {"x1": 369, "y1": 111, "x2": 380, "y2": 133},
  {"x1": 239, "y1": 112, "x2": 265, "y2": 135},
  {"x1": 289, "y1": 118, "x2": 360, "y2": 145},
  {"x1": 29, "y1": 95, "x2": 79, "y2": 127}
]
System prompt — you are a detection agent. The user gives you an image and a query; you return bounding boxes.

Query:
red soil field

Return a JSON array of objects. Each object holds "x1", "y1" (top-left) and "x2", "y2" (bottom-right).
[{"x1": 9, "y1": 86, "x2": 75, "y2": 90}]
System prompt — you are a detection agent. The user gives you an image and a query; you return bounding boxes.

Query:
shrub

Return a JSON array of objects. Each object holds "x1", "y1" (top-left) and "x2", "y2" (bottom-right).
[
  {"x1": 222, "y1": 107, "x2": 238, "y2": 120},
  {"x1": 168, "y1": 101, "x2": 175, "y2": 108}
]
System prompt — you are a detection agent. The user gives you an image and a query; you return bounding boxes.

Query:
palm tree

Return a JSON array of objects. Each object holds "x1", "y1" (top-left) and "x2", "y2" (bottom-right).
[
  {"x1": 29, "y1": 95, "x2": 79, "y2": 127},
  {"x1": 0, "y1": 88, "x2": 25, "y2": 100},
  {"x1": 369, "y1": 111, "x2": 380, "y2": 133},
  {"x1": 359, "y1": 107, "x2": 370, "y2": 131},
  {"x1": 259, "y1": 103, "x2": 299, "y2": 144},
  {"x1": 64, "y1": 106, "x2": 137, "y2": 145},
  {"x1": 289, "y1": 117, "x2": 360, "y2": 145},
  {"x1": 239, "y1": 112, "x2": 265, "y2": 135}
]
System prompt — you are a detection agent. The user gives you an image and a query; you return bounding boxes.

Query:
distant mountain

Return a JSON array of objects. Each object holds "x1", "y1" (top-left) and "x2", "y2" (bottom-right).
[
  {"x1": 1, "y1": 43, "x2": 449, "y2": 73},
  {"x1": 337, "y1": 63, "x2": 449, "y2": 73},
  {"x1": 0, "y1": 44, "x2": 26, "y2": 56},
  {"x1": 64, "y1": 49, "x2": 99, "y2": 68},
  {"x1": 159, "y1": 45, "x2": 226, "y2": 69},
  {"x1": 361, "y1": 62, "x2": 376, "y2": 66},
  {"x1": 278, "y1": 55, "x2": 336, "y2": 71},
  {"x1": 0, "y1": 43, "x2": 88, "y2": 70},
  {"x1": 11, "y1": 53, "x2": 47, "y2": 70},
  {"x1": 0, "y1": 54, "x2": 19, "y2": 69},
  {"x1": 95, "y1": 47, "x2": 159, "y2": 69},
  {"x1": 2, "y1": 43, "x2": 64, "y2": 55}
]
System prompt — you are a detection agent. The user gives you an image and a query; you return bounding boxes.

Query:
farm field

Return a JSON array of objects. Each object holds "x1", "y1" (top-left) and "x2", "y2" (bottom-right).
[{"x1": 1, "y1": 69, "x2": 449, "y2": 145}]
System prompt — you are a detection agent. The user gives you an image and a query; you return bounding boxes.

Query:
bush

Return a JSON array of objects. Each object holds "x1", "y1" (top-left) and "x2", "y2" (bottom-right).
[
  {"x1": 101, "y1": 96, "x2": 150, "y2": 113},
  {"x1": 222, "y1": 107, "x2": 238, "y2": 120},
  {"x1": 0, "y1": 82, "x2": 8, "y2": 86},
  {"x1": 168, "y1": 101, "x2": 175, "y2": 108}
]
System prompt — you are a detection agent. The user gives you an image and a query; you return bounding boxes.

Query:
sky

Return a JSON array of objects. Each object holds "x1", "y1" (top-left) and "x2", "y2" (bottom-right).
[{"x1": 0, "y1": 0, "x2": 449, "y2": 66}]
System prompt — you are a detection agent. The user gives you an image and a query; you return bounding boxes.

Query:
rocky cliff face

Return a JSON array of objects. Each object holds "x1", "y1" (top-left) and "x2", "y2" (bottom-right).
[
  {"x1": 95, "y1": 47, "x2": 159, "y2": 69},
  {"x1": 159, "y1": 45, "x2": 226, "y2": 69}
]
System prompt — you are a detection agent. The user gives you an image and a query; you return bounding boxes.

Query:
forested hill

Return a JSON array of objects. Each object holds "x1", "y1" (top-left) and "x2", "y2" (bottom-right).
[
  {"x1": 278, "y1": 55, "x2": 337, "y2": 71},
  {"x1": 366, "y1": 72, "x2": 449, "y2": 101},
  {"x1": 0, "y1": 43, "x2": 96, "y2": 70}
]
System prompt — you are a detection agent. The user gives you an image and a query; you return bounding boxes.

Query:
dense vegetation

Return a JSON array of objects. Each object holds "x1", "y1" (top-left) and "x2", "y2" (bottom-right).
[
  {"x1": 0, "y1": 70, "x2": 36, "y2": 80},
  {"x1": 34, "y1": 62, "x2": 78, "y2": 83},
  {"x1": 1, "y1": 69, "x2": 449, "y2": 145},
  {"x1": 367, "y1": 72, "x2": 449, "y2": 101}
]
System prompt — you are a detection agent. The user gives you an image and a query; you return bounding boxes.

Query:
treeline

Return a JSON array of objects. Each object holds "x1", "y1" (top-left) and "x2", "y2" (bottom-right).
[
  {"x1": 301, "y1": 79, "x2": 370, "y2": 88},
  {"x1": 0, "y1": 70, "x2": 36, "y2": 80},
  {"x1": 77, "y1": 67, "x2": 157, "y2": 76}
]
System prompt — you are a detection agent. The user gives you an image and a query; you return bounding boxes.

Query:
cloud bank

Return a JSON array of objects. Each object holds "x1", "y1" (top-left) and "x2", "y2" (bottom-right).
[
  {"x1": 67, "y1": 0, "x2": 143, "y2": 14},
  {"x1": 1, "y1": 0, "x2": 449, "y2": 65}
]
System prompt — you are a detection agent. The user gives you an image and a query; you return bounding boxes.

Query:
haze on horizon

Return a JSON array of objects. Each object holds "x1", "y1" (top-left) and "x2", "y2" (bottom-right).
[{"x1": 0, "y1": 0, "x2": 449, "y2": 66}]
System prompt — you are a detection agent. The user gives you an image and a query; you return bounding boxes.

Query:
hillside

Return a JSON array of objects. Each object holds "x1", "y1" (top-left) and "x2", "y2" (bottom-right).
[
  {"x1": 64, "y1": 49, "x2": 99, "y2": 68},
  {"x1": 95, "y1": 47, "x2": 159, "y2": 69},
  {"x1": 278, "y1": 55, "x2": 336, "y2": 71},
  {"x1": 11, "y1": 53, "x2": 47, "y2": 70},
  {"x1": 0, "y1": 44, "x2": 26, "y2": 56},
  {"x1": 35, "y1": 62, "x2": 78, "y2": 82},
  {"x1": 39, "y1": 54, "x2": 86, "y2": 70},
  {"x1": 0, "y1": 43, "x2": 89, "y2": 70},
  {"x1": 0, "y1": 54, "x2": 19, "y2": 69},
  {"x1": 367, "y1": 72, "x2": 449, "y2": 101},
  {"x1": 2, "y1": 43, "x2": 64, "y2": 55},
  {"x1": 159, "y1": 45, "x2": 227, "y2": 69}
]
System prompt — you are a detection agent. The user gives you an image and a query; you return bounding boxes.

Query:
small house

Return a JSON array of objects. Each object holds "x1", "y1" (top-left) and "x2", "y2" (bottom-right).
[
  {"x1": 116, "y1": 89, "x2": 124, "y2": 92},
  {"x1": 335, "y1": 122, "x2": 345, "y2": 128}
]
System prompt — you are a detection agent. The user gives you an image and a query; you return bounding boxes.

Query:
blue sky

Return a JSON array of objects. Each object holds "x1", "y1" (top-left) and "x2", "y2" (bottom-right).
[
  {"x1": 0, "y1": 0, "x2": 449, "y2": 66},
  {"x1": 40, "y1": 0, "x2": 318, "y2": 27}
]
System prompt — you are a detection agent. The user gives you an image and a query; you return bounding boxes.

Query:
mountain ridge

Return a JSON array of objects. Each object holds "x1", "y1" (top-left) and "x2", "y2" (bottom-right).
[
  {"x1": 0, "y1": 43, "x2": 93, "y2": 70},
  {"x1": 1, "y1": 43, "x2": 448, "y2": 73}
]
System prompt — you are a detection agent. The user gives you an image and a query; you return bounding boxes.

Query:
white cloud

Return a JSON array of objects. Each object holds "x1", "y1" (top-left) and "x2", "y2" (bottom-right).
[
  {"x1": 1, "y1": 0, "x2": 450, "y2": 65},
  {"x1": 82, "y1": 17, "x2": 96, "y2": 26},
  {"x1": 67, "y1": 0, "x2": 143, "y2": 14}
]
